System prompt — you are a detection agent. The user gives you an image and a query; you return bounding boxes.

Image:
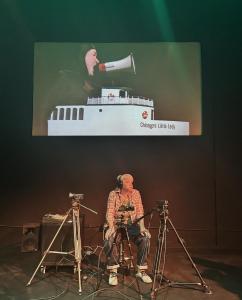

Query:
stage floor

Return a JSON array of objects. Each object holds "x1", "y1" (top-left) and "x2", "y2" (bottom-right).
[{"x1": 0, "y1": 241, "x2": 242, "y2": 300}]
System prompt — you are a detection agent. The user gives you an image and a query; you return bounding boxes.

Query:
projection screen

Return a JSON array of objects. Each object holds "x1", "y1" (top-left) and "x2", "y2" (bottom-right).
[{"x1": 32, "y1": 42, "x2": 201, "y2": 136}]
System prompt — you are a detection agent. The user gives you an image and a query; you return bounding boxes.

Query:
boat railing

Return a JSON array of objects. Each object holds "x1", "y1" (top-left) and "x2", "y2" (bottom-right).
[{"x1": 87, "y1": 96, "x2": 153, "y2": 106}]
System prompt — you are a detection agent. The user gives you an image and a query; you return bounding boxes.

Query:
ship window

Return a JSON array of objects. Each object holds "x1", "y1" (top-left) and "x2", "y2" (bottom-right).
[
  {"x1": 151, "y1": 109, "x2": 154, "y2": 120},
  {"x1": 119, "y1": 90, "x2": 126, "y2": 98},
  {"x1": 79, "y1": 108, "x2": 84, "y2": 120},
  {"x1": 66, "y1": 108, "x2": 71, "y2": 120},
  {"x1": 59, "y1": 108, "x2": 64, "y2": 120},
  {"x1": 72, "y1": 108, "x2": 78, "y2": 120},
  {"x1": 51, "y1": 108, "x2": 58, "y2": 120},
  {"x1": 99, "y1": 109, "x2": 102, "y2": 112}
]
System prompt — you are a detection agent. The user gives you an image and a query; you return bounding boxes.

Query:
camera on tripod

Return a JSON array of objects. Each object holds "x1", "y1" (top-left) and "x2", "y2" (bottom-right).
[
  {"x1": 69, "y1": 193, "x2": 84, "y2": 208},
  {"x1": 69, "y1": 193, "x2": 84, "y2": 200},
  {"x1": 156, "y1": 200, "x2": 168, "y2": 211}
]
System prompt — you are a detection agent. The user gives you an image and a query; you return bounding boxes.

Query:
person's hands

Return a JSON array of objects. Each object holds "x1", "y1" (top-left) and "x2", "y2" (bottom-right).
[
  {"x1": 140, "y1": 227, "x2": 151, "y2": 238},
  {"x1": 85, "y1": 49, "x2": 99, "y2": 76},
  {"x1": 105, "y1": 227, "x2": 116, "y2": 240},
  {"x1": 139, "y1": 219, "x2": 151, "y2": 238}
]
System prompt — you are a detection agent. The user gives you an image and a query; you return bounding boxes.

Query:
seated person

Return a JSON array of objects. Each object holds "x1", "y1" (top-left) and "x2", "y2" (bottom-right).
[{"x1": 104, "y1": 173, "x2": 152, "y2": 286}]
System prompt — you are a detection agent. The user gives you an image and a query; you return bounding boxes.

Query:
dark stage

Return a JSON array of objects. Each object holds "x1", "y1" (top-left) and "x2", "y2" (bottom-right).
[
  {"x1": 1, "y1": 1, "x2": 242, "y2": 300},
  {"x1": 1, "y1": 227, "x2": 242, "y2": 300}
]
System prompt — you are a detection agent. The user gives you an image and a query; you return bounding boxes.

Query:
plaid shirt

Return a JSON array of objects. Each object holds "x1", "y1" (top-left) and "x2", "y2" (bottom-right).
[{"x1": 106, "y1": 188, "x2": 144, "y2": 227}]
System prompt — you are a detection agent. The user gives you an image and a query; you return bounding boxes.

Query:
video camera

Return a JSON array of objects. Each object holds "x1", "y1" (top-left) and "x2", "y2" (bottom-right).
[
  {"x1": 156, "y1": 200, "x2": 168, "y2": 210},
  {"x1": 118, "y1": 204, "x2": 135, "y2": 212},
  {"x1": 69, "y1": 193, "x2": 84, "y2": 200},
  {"x1": 69, "y1": 193, "x2": 84, "y2": 208}
]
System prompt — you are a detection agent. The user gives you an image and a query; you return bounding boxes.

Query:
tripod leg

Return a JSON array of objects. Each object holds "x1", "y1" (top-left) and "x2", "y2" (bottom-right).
[
  {"x1": 73, "y1": 208, "x2": 82, "y2": 294},
  {"x1": 167, "y1": 218, "x2": 212, "y2": 294},
  {"x1": 124, "y1": 226, "x2": 142, "y2": 300},
  {"x1": 26, "y1": 209, "x2": 72, "y2": 286},
  {"x1": 95, "y1": 246, "x2": 105, "y2": 291},
  {"x1": 151, "y1": 216, "x2": 167, "y2": 299}
]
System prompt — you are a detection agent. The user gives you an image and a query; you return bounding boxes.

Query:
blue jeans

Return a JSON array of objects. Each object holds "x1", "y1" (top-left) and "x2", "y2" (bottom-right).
[{"x1": 103, "y1": 224, "x2": 150, "y2": 270}]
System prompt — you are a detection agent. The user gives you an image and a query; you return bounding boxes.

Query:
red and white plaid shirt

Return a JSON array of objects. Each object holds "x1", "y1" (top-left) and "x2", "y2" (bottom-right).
[{"x1": 106, "y1": 188, "x2": 144, "y2": 227}]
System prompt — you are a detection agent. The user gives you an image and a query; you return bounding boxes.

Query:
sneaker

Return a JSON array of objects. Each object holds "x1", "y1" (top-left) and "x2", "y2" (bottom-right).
[
  {"x1": 109, "y1": 272, "x2": 118, "y2": 286},
  {"x1": 136, "y1": 271, "x2": 152, "y2": 283}
]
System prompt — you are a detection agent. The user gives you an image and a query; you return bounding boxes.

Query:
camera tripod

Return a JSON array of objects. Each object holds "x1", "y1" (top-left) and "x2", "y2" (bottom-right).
[
  {"x1": 151, "y1": 200, "x2": 212, "y2": 299},
  {"x1": 26, "y1": 193, "x2": 97, "y2": 294}
]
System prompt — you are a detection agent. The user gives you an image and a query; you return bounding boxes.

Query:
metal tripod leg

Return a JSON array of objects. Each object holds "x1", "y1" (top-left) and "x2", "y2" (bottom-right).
[
  {"x1": 73, "y1": 206, "x2": 82, "y2": 294},
  {"x1": 96, "y1": 226, "x2": 142, "y2": 300},
  {"x1": 151, "y1": 213, "x2": 212, "y2": 299},
  {"x1": 123, "y1": 226, "x2": 142, "y2": 299},
  {"x1": 167, "y1": 217, "x2": 212, "y2": 294},
  {"x1": 151, "y1": 216, "x2": 167, "y2": 299},
  {"x1": 26, "y1": 208, "x2": 72, "y2": 286}
]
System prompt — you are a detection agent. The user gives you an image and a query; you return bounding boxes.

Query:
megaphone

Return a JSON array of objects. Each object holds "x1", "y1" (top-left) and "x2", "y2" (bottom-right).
[{"x1": 99, "y1": 53, "x2": 136, "y2": 74}]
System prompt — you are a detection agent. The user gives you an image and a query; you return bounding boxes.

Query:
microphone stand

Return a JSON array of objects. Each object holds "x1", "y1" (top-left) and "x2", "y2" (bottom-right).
[{"x1": 26, "y1": 195, "x2": 98, "y2": 295}]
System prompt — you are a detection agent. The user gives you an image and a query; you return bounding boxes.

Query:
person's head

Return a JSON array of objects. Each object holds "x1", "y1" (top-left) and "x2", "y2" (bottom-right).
[
  {"x1": 117, "y1": 174, "x2": 134, "y2": 192},
  {"x1": 85, "y1": 48, "x2": 99, "y2": 76}
]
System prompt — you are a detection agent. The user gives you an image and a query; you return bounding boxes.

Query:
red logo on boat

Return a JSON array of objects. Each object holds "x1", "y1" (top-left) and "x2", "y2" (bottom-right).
[{"x1": 142, "y1": 111, "x2": 148, "y2": 119}]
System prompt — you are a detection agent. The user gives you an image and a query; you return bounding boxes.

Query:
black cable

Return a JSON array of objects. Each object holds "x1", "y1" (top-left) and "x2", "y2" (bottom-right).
[
  {"x1": 29, "y1": 282, "x2": 68, "y2": 300},
  {"x1": 0, "y1": 224, "x2": 23, "y2": 228}
]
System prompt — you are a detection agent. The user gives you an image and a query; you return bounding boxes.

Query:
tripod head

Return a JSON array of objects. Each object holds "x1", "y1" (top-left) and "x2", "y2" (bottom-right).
[
  {"x1": 69, "y1": 193, "x2": 84, "y2": 210},
  {"x1": 69, "y1": 192, "x2": 98, "y2": 215},
  {"x1": 69, "y1": 193, "x2": 84, "y2": 201},
  {"x1": 156, "y1": 200, "x2": 168, "y2": 210},
  {"x1": 156, "y1": 200, "x2": 169, "y2": 217},
  {"x1": 71, "y1": 198, "x2": 80, "y2": 210}
]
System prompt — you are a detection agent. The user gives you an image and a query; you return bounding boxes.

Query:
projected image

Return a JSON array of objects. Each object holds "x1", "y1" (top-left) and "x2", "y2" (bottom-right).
[{"x1": 32, "y1": 42, "x2": 201, "y2": 136}]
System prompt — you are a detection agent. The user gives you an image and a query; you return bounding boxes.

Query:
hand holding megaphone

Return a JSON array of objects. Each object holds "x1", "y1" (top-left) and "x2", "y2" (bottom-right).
[{"x1": 99, "y1": 53, "x2": 136, "y2": 74}]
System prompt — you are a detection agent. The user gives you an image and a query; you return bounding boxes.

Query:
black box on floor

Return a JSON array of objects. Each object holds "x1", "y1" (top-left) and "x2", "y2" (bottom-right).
[
  {"x1": 21, "y1": 223, "x2": 40, "y2": 252},
  {"x1": 41, "y1": 214, "x2": 85, "y2": 267}
]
